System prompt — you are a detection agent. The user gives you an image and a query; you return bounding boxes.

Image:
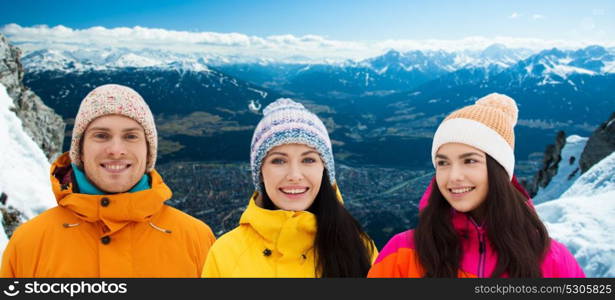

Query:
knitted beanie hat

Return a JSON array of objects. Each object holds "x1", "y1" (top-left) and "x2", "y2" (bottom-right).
[
  {"x1": 250, "y1": 98, "x2": 335, "y2": 192},
  {"x1": 431, "y1": 93, "x2": 518, "y2": 180},
  {"x1": 69, "y1": 84, "x2": 158, "y2": 172}
]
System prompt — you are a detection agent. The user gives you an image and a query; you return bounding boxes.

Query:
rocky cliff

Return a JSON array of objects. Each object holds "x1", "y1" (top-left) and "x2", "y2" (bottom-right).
[
  {"x1": 525, "y1": 131, "x2": 566, "y2": 197},
  {"x1": 580, "y1": 112, "x2": 615, "y2": 174},
  {"x1": 526, "y1": 111, "x2": 615, "y2": 197},
  {"x1": 0, "y1": 34, "x2": 64, "y2": 161}
]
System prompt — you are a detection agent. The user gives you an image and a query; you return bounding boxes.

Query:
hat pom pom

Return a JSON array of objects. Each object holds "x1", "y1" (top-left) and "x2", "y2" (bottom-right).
[{"x1": 476, "y1": 93, "x2": 518, "y2": 126}]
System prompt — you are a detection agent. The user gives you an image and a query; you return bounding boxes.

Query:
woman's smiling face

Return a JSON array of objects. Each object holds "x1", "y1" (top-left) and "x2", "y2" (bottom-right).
[
  {"x1": 261, "y1": 143, "x2": 325, "y2": 211},
  {"x1": 435, "y1": 143, "x2": 489, "y2": 217}
]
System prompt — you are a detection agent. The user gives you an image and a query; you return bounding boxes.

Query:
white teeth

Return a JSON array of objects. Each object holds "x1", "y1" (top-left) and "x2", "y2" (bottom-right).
[
  {"x1": 450, "y1": 187, "x2": 474, "y2": 194},
  {"x1": 282, "y1": 188, "x2": 308, "y2": 194},
  {"x1": 104, "y1": 164, "x2": 128, "y2": 170}
]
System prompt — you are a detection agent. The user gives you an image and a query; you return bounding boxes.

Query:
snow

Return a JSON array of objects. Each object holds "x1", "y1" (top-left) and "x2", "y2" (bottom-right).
[
  {"x1": 113, "y1": 53, "x2": 159, "y2": 68},
  {"x1": 550, "y1": 64, "x2": 596, "y2": 77},
  {"x1": 540, "y1": 62, "x2": 596, "y2": 80},
  {"x1": 561, "y1": 152, "x2": 615, "y2": 198},
  {"x1": 247, "y1": 87, "x2": 268, "y2": 99},
  {"x1": 525, "y1": 65, "x2": 534, "y2": 74},
  {"x1": 0, "y1": 83, "x2": 56, "y2": 257},
  {"x1": 376, "y1": 66, "x2": 388, "y2": 75},
  {"x1": 537, "y1": 76, "x2": 561, "y2": 86},
  {"x1": 536, "y1": 152, "x2": 615, "y2": 277},
  {"x1": 21, "y1": 48, "x2": 221, "y2": 72},
  {"x1": 248, "y1": 99, "x2": 262, "y2": 113},
  {"x1": 537, "y1": 191, "x2": 615, "y2": 277},
  {"x1": 602, "y1": 60, "x2": 615, "y2": 74},
  {"x1": 533, "y1": 135, "x2": 588, "y2": 204}
]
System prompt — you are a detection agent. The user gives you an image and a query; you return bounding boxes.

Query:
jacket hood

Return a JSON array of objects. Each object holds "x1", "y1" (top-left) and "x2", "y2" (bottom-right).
[{"x1": 50, "y1": 152, "x2": 172, "y2": 235}]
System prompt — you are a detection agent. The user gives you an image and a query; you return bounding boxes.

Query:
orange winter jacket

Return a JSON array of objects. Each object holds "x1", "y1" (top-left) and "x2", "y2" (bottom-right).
[{"x1": 0, "y1": 153, "x2": 216, "y2": 278}]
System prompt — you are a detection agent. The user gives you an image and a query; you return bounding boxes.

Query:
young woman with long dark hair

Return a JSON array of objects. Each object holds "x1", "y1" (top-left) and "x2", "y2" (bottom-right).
[
  {"x1": 368, "y1": 93, "x2": 585, "y2": 278},
  {"x1": 202, "y1": 98, "x2": 376, "y2": 277}
]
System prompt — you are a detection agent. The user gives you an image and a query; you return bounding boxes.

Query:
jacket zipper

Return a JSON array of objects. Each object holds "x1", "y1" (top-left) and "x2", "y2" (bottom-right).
[
  {"x1": 478, "y1": 232, "x2": 486, "y2": 278},
  {"x1": 469, "y1": 216, "x2": 486, "y2": 278}
]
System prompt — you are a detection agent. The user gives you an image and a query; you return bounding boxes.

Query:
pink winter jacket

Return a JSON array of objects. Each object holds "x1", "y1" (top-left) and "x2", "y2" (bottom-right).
[{"x1": 368, "y1": 177, "x2": 585, "y2": 278}]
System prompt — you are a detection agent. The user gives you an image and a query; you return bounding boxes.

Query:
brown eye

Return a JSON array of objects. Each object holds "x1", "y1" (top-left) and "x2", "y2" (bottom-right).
[
  {"x1": 93, "y1": 132, "x2": 109, "y2": 139},
  {"x1": 302, "y1": 157, "x2": 316, "y2": 163},
  {"x1": 436, "y1": 160, "x2": 448, "y2": 166},
  {"x1": 271, "y1": 158, "x2": 285, "y2": 165}
]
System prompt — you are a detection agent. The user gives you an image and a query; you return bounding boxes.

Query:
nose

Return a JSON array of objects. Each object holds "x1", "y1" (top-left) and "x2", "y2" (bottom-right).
[
  {"x1": 285, "y1": 161, "x2": 304, "y2": 182},
  {"x1": 449, "y1": 163, "x2": 465, "y2": 182},
  {"x1": 105, "y1": 137, "x2": 127, "y2": 158}
]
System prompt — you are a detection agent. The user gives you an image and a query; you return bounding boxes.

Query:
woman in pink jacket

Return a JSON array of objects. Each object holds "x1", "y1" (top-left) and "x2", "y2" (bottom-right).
[{"x1": 368, "y1": 93, "x2": 585, "y2": 278}]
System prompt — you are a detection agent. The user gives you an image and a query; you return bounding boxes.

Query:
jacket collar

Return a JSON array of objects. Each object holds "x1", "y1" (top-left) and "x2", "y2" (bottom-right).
[
  {"x1": 50, "y1": 152, "x2": 172, "y2": 235},
  {"x1": 240, "y1": 192, "x2": 317, "y2": 256}
]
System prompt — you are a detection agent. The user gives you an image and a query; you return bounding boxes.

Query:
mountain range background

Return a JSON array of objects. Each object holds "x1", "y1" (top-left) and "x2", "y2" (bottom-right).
[{"x1": 1, "y1": 31, "x2": 614, "y2": 276}]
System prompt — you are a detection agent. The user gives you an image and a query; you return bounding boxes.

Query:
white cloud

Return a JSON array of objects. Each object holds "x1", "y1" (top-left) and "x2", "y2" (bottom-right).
[
  {"x1": 509, "y1": 12, "x2": 520, "y2": 19},
  {"x1": 532, "y1": 14, "x2": 545, "y2": 20},
  {"x1": 2, "y1": 23, "x2": 614, "y2": 62}
]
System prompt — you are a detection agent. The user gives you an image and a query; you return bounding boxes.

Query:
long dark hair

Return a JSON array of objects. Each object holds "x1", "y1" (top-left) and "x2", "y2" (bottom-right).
[
  {"x1": 262, "y1": 169, "x2": 374, "y2": 277},
  {"x1": 414, "y1": 155, "x2": 550, "y2": 277}
]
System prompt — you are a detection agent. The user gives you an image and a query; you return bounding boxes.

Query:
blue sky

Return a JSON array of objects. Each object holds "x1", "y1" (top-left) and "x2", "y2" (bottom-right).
[
  {"x1": 1, "y1": 0, "x2": 613, "y2": 41},
  {"x1": 2, "y1": 0, "x2": 614, "y2": 61}
]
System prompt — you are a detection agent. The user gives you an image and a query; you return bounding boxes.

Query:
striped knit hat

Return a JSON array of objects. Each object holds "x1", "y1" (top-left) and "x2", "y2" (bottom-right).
[
  {"x1": 250, "y1": 98, "x2": 335, "y2": 192},
  {"x1": 431, "y1": 93, "x2": 518, "y2": 180},
  {"x1": 69, "y1": 84, "x2": 158, "y2": 172}
]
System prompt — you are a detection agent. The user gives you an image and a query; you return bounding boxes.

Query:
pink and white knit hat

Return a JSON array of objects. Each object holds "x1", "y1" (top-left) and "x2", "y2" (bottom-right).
[{"x1": 69, "y1": 84, "x2": 158, "y2": 172}]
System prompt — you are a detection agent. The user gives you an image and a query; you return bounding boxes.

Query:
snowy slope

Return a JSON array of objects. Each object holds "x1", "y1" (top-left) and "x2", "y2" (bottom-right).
[
  {"x1": 561, "y1": 152, "x2": 615, "y2": 198},
  {"x1": 0, "y1": 83, "x2": 56, "y2": 256},
  {"x1": 536, "y1": 152, "x2": 615, "y2": 277},
  {"x1": 533, "y1": 135, "x2": 588, "y2": 204}
]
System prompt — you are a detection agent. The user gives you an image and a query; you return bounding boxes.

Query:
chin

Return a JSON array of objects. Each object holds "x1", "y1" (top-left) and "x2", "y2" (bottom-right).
[{"x1": 100, "y1": 182, "x2": 132, "y2": 193}]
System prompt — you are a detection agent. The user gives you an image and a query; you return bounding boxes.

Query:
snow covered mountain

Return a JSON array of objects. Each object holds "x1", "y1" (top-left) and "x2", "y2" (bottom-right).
[
  {"x1": 361, "y1": 44, "x2": 532, "y2": 74},
  {"x1": 498, "y1": 46, "x2": 615, "y2": 88},
  {"x1": 536, "y1": 152, "x2": 615, "y2": 277},
  {"x1": 0, "y1": 83, "x2": 56, "y2": 258},
  {"x1": 21, "y1": 48, "x2": 218, "y2": 72},
  {"x1": 532, "y1": 135, "x2": 588, "y2": 204},
  {"x1": 20, "y1": 44, "x2": 535, "y2": 74},
  {"x1": 20, "y1": 44, "x2": 615, "y2": 103}
]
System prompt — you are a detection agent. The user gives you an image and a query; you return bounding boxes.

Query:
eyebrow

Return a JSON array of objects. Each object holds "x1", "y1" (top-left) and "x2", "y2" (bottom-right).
[
  {"x1": 86, "y1": 127, "x2": 142, "y2": 133},
  {"x1": 435, "y1": 152, "x2": 484, "y2": 159},
  {"x1": 266, "y1": 150, "x2": 320, "y2": 157}
]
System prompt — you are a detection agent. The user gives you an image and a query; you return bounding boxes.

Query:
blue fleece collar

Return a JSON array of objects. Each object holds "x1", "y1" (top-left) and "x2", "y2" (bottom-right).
[{"x1": 71, "y1": 163, "x2": 150, "y2": 195}]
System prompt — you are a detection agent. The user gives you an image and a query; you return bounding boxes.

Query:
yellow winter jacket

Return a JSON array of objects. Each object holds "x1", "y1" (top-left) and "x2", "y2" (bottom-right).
[
  {"x1": 0, "y1": 152, "x2": 216, "y2": 278},
  {"x1": 202, "y1": 190, "x2": 378, "y2": 277}
]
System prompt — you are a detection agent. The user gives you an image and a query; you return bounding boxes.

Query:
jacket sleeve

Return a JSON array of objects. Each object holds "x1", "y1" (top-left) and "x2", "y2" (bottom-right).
[
  {"x1": 368, "y1": 231, "x2": 416, "y2": 278},
  {"x1": 196, "y1": 223, "x2": 216, "y2": 276},
  {"x1": 201, "y1": 246, "x2": 221, "y2": 278},
  {"x1": 548, "y1": 240, "x2": 586, "y2": 278},
  {"x1": 0, "y1": 235, "x2": 17, "y2": 277}
]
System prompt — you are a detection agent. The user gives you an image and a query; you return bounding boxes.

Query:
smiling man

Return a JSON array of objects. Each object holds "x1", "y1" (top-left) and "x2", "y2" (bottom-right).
[{"x1": 0, "y1": 84, "x2": 216, "y2": 278}]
